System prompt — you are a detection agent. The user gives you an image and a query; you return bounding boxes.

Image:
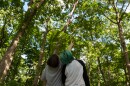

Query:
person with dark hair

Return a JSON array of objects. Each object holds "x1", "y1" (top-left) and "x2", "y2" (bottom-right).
[
  {"x1": 47, "y1": 54, "x2": 59, "y2": 68},
  {"x1": 60, "y1": 50, "x2": 90, "y2": 86},
  {"x1": 41, "y1": 54, "x2": 63, "y2": 86}
]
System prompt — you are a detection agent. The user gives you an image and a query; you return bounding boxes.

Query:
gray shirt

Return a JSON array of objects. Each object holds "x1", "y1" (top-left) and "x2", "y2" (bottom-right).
[
  {"x1": 65, "y1": 60, "x2": 85, "y2": 86},
  {"x1": 41, "y1": 62, "x2": 63, "y2": 86}
]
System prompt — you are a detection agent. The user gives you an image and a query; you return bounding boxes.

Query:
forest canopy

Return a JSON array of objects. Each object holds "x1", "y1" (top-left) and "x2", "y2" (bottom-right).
[{"x1": 0, "y1": 0, "x2": 130, "y2": 86}]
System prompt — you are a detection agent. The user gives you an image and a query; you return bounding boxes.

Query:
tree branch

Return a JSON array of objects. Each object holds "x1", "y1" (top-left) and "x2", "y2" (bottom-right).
[
  {"x1": 120, "y1": 2, "x2": 130, "y2": 21},
  {"x1": 62, "y1": 0, "x2": 78, "y2": 32},
  {"x1": 103, "y1": 13, "x2": 117, "y2": 24},
  {"x1": 67, "y1": 41, "x2": 74, "y2": 51},
  {"x1": 115, "y1": 0, "x2": 118, "y2": 7},
  {"x1": 100, "y1": 1, "x2": 117, "y2": 24},
  {"x1": 111, "y1": 0, "x2": 119, "y2": 22},
  {"x1": 119, "y1": 0, "x2": 125, "y2": 14}
]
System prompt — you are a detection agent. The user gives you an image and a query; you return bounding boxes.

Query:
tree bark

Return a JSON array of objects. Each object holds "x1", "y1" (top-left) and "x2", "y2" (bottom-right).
[
  {"x1": 123, "y1": 63, "x2": 129, "y2": 86},
  {"x1": 0, "y1": 0, "x2": 45, "y2": 82},
  {"x1": 32, "y1": 28, "x2": 49, "y2": 86},
  {"x1": 97, "y1": 56, "x2": 107, "y2": 85},
  {"x1": 117, "y1": 22, "x2": 130, "y2": 82}
]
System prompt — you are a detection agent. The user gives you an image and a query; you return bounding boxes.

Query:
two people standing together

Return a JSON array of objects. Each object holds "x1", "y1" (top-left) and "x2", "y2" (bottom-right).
[{"x1": 41, "y1": 49, "x2": 90, "y2": 86}]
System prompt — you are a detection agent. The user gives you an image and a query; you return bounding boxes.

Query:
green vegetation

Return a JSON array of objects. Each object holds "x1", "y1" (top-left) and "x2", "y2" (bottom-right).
[{"x1": 0, "y1": 0, "x2": 130, "y2": 86}]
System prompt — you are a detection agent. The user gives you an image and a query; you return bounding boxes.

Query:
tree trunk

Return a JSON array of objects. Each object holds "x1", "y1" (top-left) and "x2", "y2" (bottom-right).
[
  {"x1": 97, "y1": 57, "x2": 107, "y2": 86},
  {"x1": 106, "y1": 56, "x2": 111, "y2": 86},
  {"x1": 33, "y1": 31, "x2": 48, "y2": 86},
  {"x1": 117, "y1": 22, "x2": 130, "y2": 79},
  {"x1": 123, "y1": 63, "x2": 129, "y2": 86},
  {"x1": 98, "y1": 66, "x2": 101, "y2": 86},
  {"x1": 0, "y1": 0, "x2": 45, "y2": 82},
  {"x1": 0, "y1": 29, "x2": 24, "y2": 81}
]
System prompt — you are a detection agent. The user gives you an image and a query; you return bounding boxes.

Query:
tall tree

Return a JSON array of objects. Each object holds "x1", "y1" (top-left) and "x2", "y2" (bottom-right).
[
  {"x1": 32, "y1": 19, "x2": 49, "y2": 86},
  {"x1": 101, "y1": 1, "x2": 130, "y2": 84},
  {"x1": 0, "y1": 0, "x2": 45, "y2": 81}
]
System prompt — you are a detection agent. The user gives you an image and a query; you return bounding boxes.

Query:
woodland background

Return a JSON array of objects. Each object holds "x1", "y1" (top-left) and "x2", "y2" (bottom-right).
[{"x1": 0, "y1": 0, "x2": 130, "y2": 86}]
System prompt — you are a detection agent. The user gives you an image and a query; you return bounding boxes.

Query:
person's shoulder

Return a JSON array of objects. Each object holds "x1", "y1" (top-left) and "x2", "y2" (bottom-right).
[
  {"x1": 71, "y1": 60, "x2": 82, "y2": 66},
  {"x1": 73, "y1": 59, "x2": 83, "y2": 64},
  {"x1": 75, "y1": 59, "x2": 86, "y2": 66},
  {"x1": 76, "y1": 59, "x2": 84, "y2": 63}
]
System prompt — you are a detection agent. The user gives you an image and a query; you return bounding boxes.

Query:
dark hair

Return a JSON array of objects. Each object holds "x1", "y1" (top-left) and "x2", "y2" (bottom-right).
[{"x1": 47, "y1": 54, "x2": 59, "y2": 68}]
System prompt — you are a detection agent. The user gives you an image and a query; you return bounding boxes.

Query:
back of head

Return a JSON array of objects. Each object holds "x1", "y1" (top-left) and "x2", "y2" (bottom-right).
[
  {"x1": 60, "y1": 50, "x2": 74, "y2": 65},
  {"x1": 47, "y1": 54, "x2": 59, "y2": 68}
]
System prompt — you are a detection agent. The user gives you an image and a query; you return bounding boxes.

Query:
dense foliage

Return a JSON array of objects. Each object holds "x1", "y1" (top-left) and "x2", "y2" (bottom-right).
[{"x1": 0, "y1": 0, "x2": 130, "y2": 86}]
